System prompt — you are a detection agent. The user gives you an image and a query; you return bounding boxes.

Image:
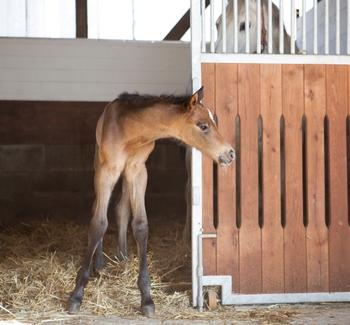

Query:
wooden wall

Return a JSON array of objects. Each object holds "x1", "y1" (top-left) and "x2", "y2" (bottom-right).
[
  {"x1": 201, "y1": 63, "x2": 350, "y2": 294},
  {"x1": 0, "y1": 100, "x2": 187, "y2": 224}
]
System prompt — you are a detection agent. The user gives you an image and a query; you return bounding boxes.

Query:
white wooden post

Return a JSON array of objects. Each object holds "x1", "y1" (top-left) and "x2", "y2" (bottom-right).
[{"x1": 190, "y1": 0, "x2": 203, "y2": 307}]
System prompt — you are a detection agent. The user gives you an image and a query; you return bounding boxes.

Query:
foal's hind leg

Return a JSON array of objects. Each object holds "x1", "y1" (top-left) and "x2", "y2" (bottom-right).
[
  {"x1": 125, "y1": 144, "x2": 155, "y2": 317},
  {"x1": 92, "y1": 197, "x2": 104, "y2": 272},
  {"x1": 94, "y1": 239, "x2": 104, "y2": 272},
  {"x1": 68, "y1": 163, "x2": 121, "y2": 313},
  {"x1": 94, "y1": 179, "x2": 130, "y2": 268},
  {"x1": 115, "y1": 177, "x2": 131, "y2": 261}
]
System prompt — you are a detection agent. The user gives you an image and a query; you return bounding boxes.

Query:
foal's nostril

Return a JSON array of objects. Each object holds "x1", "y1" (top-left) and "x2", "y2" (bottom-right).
[{"x1": 229, "y1": 149, "x2": 235, "y2": 160}]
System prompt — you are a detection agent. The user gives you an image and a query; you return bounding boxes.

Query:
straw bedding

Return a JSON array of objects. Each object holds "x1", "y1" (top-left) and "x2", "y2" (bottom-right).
[{"x1": 0, "y1": 219, "x2": 296, "y2": 324}]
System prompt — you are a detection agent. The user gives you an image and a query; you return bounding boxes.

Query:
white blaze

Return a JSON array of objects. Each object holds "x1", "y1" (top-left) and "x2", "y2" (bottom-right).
[{"x1": 207, "y1": 108, "x2": 216, "y2": 125}]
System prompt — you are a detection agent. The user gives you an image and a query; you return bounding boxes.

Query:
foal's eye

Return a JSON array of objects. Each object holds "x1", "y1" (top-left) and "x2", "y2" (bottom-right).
[{"x1": 197, "y1": 122, "x2": 209, "y2": 132}]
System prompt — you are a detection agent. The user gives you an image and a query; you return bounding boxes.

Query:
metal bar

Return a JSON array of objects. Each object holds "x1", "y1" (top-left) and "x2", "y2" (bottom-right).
[
  {"x1": 25, "y1": 0, "x2": 29, "y2": 36},
  {"x1": 245, "y1": 0, "x2": 250, "y2": 53},
  {"x1": 279, "y1": 0, "x2": 284, "y2": 54},
  {"x1": 291, "y1": 0, "x2": 296, "y2": 54},
  {"x1": 348, "y1": 0, "x2": 350, "y2": 55},
  {"x1": 222, "y1": 0, "x2": 227, "y2": 53},
  {"x1": 201, "y1": 0, "x2": 206, "y2": 52},
  {"x1": 164, "y1": 0, "x2": 210, "y2": 41},
  {"x1": 201, "y1": 53, "x2": 350, "y2": 65},
  {"x1": 234, "y1": 0, "x2": 238, "y2": 53},
  {"x1": 190, "y1": 0, "x2": 203, "y2": 307},
  {"x1": 197, "y1": 233, "x2": 217, "y2": 311},
  {"x1": 132, "y1": 0, "x2": 135, "y2": 40},
  {"x1": 325, "y1": 0, "x2": 329, "y2": 55},
  {"x1": 202, "y1": 274, "x2": 350, "y2": 305},
  {"x1": 210, "y1": 0, "x2": 215, "y2": 53},
  {"x1": 336, "y1": 0, "x2": 340, "y2": 55},
  {"x1": 257, "y1": 0, "x2": 261, "y2": 54},
  {"x1": 268, "y1": 0, "x2": 272, "y2": 53},
  {"x1": 313, "y1": 0, "x2": 318, "y2": 54},
  {"x1": 302, "y1": 0, "x2": 306, "y2": 53}
]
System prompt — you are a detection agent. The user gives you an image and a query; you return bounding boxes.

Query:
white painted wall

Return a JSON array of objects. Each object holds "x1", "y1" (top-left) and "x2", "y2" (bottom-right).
[
  {"x1": 0, "y1": 0, "x2": 189, "y2": 41},
  {"x1": 0, "y1": 0, "x2": 75, "y2": 38},
  {"x1": 0, "y1": 38, "x2": 191, "y2": 101}
]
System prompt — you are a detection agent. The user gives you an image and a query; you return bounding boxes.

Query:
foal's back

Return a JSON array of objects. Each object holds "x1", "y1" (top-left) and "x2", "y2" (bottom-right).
[{"x1": 95, "y1": 93, "x2": 189, "y2": 165}]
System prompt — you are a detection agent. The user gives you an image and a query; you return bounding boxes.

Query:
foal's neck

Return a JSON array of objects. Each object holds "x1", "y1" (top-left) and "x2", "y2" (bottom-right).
[{"x1": 140, "y1": 103, "x2": 186, "y2": 140}]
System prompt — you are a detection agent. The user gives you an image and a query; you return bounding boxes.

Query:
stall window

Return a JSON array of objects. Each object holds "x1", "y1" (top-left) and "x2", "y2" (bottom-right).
[
  {"x1": 88, "y1": 0, "x2": 189, "y2": 41},
  {"x1": 0, "y1": 0, "x2": 75, "y2": 38}
]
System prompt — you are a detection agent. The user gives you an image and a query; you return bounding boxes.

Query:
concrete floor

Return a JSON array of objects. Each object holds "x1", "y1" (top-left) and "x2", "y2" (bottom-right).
[{"x1": 2, "y1": 303, "x2": 345, "y2": 325}]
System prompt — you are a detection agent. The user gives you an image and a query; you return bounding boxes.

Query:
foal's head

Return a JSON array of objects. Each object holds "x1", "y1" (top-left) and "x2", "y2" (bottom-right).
[{"x1": 179, "y1": 87, "x2": 235, "y2": 166}]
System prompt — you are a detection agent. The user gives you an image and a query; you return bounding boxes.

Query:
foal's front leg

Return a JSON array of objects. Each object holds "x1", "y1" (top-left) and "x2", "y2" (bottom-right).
[{"x1": 126, "y1": 163, "x2": 155, "y2": 317}]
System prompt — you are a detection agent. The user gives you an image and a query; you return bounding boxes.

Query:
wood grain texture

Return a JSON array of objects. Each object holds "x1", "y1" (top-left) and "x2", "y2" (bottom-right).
[
  {"x1": 201, "y1": 63, "x2": 217, "y2": 276},
  {"x1": 199, "y1": 62, "x2": 350, "y2": 294},
  {"x1": 327, "y1": 65, "x2": 350, "y2": 291},
  {"x1": 282, "y1": 65, "x2": 307, "y2": 293},
  {"x1": 76, "y1": 0, "x2": 88, "y2": 38},
  {"x1": 304, "y1": 65, "x2": 329, "y2": 292},
  {"x1": 238, "y1": 64, "x2": 262, "y2": 294},
  {"x1": 215, "y1": 63, "x2": 239, "y2": 292},
  {"x1": 0, "y1": 101, "x2": 104, "y2": 145},
  {"x1": 260, "y1": 64, "x2": 284, "y2": 293}
]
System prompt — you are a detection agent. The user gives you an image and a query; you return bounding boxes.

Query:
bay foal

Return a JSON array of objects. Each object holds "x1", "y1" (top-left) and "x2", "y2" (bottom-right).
[{"x1": 68, "y1": 87, "x2": 235, "y2": 317}]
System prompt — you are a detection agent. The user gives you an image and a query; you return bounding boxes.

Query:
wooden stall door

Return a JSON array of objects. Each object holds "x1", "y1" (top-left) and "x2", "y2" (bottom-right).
[{"x1": 201, "y1": 62, "x2": 350, "y2": 295}]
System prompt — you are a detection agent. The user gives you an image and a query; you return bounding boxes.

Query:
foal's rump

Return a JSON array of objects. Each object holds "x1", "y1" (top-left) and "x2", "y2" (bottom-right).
[
  {"x1": 96, "y1": 106, "x2": 107, "y2": 149},
  {"x1": 94, "y1": 102, "x2": 115, "y2": 169}
]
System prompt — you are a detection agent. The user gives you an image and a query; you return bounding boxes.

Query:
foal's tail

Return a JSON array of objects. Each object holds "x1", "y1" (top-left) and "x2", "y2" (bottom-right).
[
  {"x1": 93, "y1": 143, "x2": 99, "y2": 170},
  {"x1": 94, "y1": 105, "x2": 108, "y2": 170}
]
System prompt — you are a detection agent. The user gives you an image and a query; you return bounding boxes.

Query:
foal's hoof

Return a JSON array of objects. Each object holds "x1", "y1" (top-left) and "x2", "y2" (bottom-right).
[
  {"x1": 67, "y1": 300, "x2": 81, "y2": 314},
  {"x1": 141, "y1": 301, "x2": 155, "y2": 317}
]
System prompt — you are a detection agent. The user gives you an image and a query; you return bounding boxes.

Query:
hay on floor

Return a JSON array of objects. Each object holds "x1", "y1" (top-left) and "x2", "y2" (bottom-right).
[{"x1": 0, "y1": 219, "x2": 296, "y2": 324}]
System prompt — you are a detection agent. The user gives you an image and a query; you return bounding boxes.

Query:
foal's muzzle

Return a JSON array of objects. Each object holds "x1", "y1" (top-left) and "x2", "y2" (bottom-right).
[{"x1": 218, "y1": 149, "x2": 235, "y2": 166}]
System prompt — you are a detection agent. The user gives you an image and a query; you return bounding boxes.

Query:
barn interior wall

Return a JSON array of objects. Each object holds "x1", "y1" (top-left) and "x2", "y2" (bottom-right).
[
  {"x1": 0, "y1": 38, "x2": 190, "y2": 226},
  {"x1": 0, "y1": 100, "x2": 187, "y2": 225}
]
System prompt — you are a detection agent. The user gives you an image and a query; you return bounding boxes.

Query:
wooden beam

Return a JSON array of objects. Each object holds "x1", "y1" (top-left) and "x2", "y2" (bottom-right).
[
  {"x1": 76, "y1": 0, "x2": 88, "y2": 38},
  {"x1": 164, "y1": 0, "x2": 210, "y2": 41}
]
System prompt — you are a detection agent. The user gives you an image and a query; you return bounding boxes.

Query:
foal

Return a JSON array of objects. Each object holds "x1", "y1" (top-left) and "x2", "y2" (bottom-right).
[{"x1": 68, "y1": 87, "x2": 235, "y2": 317}]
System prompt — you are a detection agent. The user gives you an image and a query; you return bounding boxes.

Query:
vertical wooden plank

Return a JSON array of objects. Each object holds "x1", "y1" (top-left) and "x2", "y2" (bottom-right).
[
  {"x1": 260, "y1": 64, "x2": 284, "y2": 293},
  {"x1": 76, "y1": 0, "x2": 88, "y2": 38},
  {"x1": 282, "y1": 65, "x2": 307, "y2": 293},
  {"x1": 215, "y1": 63, "x2": 239, "y2": 293},
  {"x1": 327, "y1": 65, "x2": 350, "y2": 291},
  {"x1": 238, "y1": 64, "x2": 262, "y2": 294},
  {"x1": 201, "y1": 63, "x2": 217, "y2": 275},
  {"x1": 304, "y1": 65, "x2": 329, "y2": 292}
]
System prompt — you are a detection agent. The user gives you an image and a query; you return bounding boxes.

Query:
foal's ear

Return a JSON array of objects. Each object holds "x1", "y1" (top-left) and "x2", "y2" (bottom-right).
[{"x1": 188, "y1": 87, "x2": 204, "y2": 109}]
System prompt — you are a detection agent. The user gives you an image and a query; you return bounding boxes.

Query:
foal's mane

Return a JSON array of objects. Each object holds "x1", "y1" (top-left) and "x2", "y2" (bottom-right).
[{"x1": 117, "y1": 92, "x2": 191, "y2": 109}]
